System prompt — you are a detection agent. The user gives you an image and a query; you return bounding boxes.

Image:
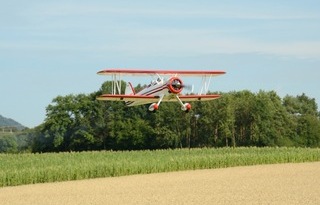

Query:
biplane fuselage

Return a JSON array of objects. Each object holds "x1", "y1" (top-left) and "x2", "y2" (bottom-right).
[{"x1": 97, "y1": 69, "x2": 226, "y2": 112}]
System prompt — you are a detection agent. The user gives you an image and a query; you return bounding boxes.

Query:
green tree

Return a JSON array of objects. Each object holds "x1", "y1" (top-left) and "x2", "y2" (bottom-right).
[
  {"x1": 296, "y1": 115, "x2": 320, "y2": 147},
  {"x1": 283, "y1": 93, "x2": 320, "y2": 147},
  {"x1": 254, "y1": 91, "x2": 293, "y2": 146},
  {"x1": 0, "y1": 135, "x2": 18, "y2": 153},
  {"x1": 33, "y1": 93, "x2": 104, "y2": 152},
  {"x1": 31, "y1": 80, "x2": 320, "y2": 152}
]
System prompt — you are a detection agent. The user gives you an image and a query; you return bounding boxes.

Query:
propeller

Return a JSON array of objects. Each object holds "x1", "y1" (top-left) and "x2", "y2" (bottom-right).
[
  {"x1": 167, "y1": 77, "x2": 194, "y2": 93},
  {"x1": 171, "y1": 79, "x2": 182, "y2": 89},
  {"x1": 181, "y1": 84, "x2": 194, "y2": 92}
]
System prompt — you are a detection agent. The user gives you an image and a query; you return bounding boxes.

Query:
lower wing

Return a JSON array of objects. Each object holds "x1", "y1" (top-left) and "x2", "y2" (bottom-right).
[
  {"x1": 97, "y1": 94, "x2": 220, "y2": 103},
  {"x1": 160, "y1": 94, "x2": 221, "y2": 102},
  {"x1": 175, "y1": 94, "x2": 221, "y2": 101},
  {"x1": 96, "y1": 94, "x2": 159, "y2": 106}
]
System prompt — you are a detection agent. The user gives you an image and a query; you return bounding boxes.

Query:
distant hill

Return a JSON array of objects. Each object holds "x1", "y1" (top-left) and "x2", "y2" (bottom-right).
[{"x1": 0, "y1": 115, "x2": 26, "y2": 131}]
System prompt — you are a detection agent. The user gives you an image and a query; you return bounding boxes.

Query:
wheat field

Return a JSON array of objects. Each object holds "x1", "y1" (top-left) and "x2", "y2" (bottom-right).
[{"x1": 1, "y1": 162, "x2": 319, "y2": 205}]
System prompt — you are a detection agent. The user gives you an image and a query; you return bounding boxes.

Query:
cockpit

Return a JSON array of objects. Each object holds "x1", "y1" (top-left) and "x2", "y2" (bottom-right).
[{"x1": 148, "y1": 78, "x2": 162, "y2": 87}]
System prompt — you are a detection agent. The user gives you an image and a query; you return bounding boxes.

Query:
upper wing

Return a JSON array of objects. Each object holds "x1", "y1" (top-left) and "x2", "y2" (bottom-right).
[{"x1": 97, "y1": 69, "x2": 226, "y2": 77}]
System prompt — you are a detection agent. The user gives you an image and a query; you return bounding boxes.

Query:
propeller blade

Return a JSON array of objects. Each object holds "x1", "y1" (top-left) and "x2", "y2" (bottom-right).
[{"x1": 181, "y1": 84, "x2": 194, "y2": 92}]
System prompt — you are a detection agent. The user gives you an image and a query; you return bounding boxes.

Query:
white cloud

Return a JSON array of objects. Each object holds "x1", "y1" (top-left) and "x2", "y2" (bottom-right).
[
  {"x1": 2, "y1": 29, "x2": 320, "y2": 60},
  {"x1": 103, "y1": 28, "x2": 320, "y2": 59},
  {"x1": 22, "y1": 1, "x2": 320, "y2": 21},
  {"x1": 3, "y1": 2, "x2": 320, "y2": 60}
]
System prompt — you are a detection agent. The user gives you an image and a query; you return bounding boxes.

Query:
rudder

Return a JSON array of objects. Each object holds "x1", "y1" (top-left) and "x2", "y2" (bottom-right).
[{"x1": 125, "y1": 82, "x2": 135, "y2": 95}]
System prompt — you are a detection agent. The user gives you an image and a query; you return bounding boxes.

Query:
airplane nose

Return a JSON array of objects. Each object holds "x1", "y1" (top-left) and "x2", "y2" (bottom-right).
[
  {"x1": 173, "y1": 80, "x2": 181, "y2": 88},
  {"x1": 167, "y1": 77, "x2": 183, "y2": 94}
]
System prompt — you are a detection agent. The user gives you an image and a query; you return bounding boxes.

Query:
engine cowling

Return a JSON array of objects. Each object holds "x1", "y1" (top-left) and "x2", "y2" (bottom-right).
[
  {"x1": 181, "y1": 103, "x2": 191, "y2": 112},
  {"x1": 167, "y1": 77, "x2": 183, "y2": 94}
]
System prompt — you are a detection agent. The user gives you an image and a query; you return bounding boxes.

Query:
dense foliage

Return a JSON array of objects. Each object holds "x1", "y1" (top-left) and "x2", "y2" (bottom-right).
[
  {"x1": 0, "y1": 131, "x2": 33, "y2": 153},
  {"x1": 1, "y1": 81, "x2": 320, "y2": 153}
]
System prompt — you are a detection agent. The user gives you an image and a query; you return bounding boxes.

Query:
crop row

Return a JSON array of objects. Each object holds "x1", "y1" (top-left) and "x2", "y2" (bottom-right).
[{"x1": 1, "y1": 147, "x2": 320, "y2": 187}]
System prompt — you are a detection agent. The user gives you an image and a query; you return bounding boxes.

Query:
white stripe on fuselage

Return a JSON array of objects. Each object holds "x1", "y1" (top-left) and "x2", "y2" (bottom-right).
[{"x1": 126, "y1": 79, "x2": 170, "y2": 106}]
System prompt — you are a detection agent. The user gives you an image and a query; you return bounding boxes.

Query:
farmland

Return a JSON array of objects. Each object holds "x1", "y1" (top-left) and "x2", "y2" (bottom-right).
[
  {"x1": 1, "y1": 147, "x2": 320, "y2": 187},
  {"x1": 2, "y1": 162, "x2": 319, "y2": 205}
]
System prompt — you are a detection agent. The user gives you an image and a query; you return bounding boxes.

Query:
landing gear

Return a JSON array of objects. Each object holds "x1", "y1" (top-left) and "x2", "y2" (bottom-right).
[
  {"x1": 181, "y1": 103, "x2": 192, "y2": 113},
  {"x1": 176, "y1": 95, "x2": 191, "y2": 112},
  {"x1": 148, "y1": 95, "x2": 165, "y2": 112},
  {"x1": 148, "y1": 95, "x2": 191, "y2": 113},
  {"x1": 148, "y1": 103, "x2": 159, "y2": 112}
]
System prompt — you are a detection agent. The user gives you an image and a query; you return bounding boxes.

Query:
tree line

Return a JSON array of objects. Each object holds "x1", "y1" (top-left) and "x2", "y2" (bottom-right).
[{"x1": 1, "y1": 81, "x2": 320, "y2": 153}]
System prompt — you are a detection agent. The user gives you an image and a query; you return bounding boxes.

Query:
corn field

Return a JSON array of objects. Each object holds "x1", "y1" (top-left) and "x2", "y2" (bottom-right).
[{"x1": 1, "y1": 147, "x2": 320, "y2": 187}]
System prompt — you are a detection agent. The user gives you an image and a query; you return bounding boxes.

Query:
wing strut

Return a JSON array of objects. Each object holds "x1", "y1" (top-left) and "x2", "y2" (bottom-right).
[
  {"x1": 175, "y1": 95, "x2": 191, "y2": 112},
  {"x1": 148, "y1": 94, "x2": 165, "y2": 111},
  {"x1": 199, "y1": 75, "x2": 213, "y2": 95},
  {"x1": 112, "y1": 73, "x2": 122, "y2": 94}
]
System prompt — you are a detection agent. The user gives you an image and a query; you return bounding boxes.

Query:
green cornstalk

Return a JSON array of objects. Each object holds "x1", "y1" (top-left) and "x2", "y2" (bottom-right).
[{"x1": 0, "y1": 147, "x2": 319, "y2": 187}]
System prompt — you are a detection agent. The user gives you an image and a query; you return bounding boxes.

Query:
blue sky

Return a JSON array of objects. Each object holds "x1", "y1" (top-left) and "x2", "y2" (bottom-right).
[{"x1": 1, "y1": 0, "x2": 320, "y2": 127}]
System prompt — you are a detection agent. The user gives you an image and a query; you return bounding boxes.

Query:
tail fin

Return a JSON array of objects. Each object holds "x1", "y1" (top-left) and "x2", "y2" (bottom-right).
[{"x1": 125, "y1": 82, "x2": 135, "y2": 95}]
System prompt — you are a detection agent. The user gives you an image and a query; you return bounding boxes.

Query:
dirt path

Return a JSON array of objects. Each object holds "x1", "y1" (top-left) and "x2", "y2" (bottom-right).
[{"x1": 1, "y1": 162, "x2": 320, "y2": 205}]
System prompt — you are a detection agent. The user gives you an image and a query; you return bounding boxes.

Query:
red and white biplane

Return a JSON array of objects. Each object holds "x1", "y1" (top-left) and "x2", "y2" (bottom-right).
[{"x1": 97, "y1": 69, "x2": 226, "y2": 112}]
